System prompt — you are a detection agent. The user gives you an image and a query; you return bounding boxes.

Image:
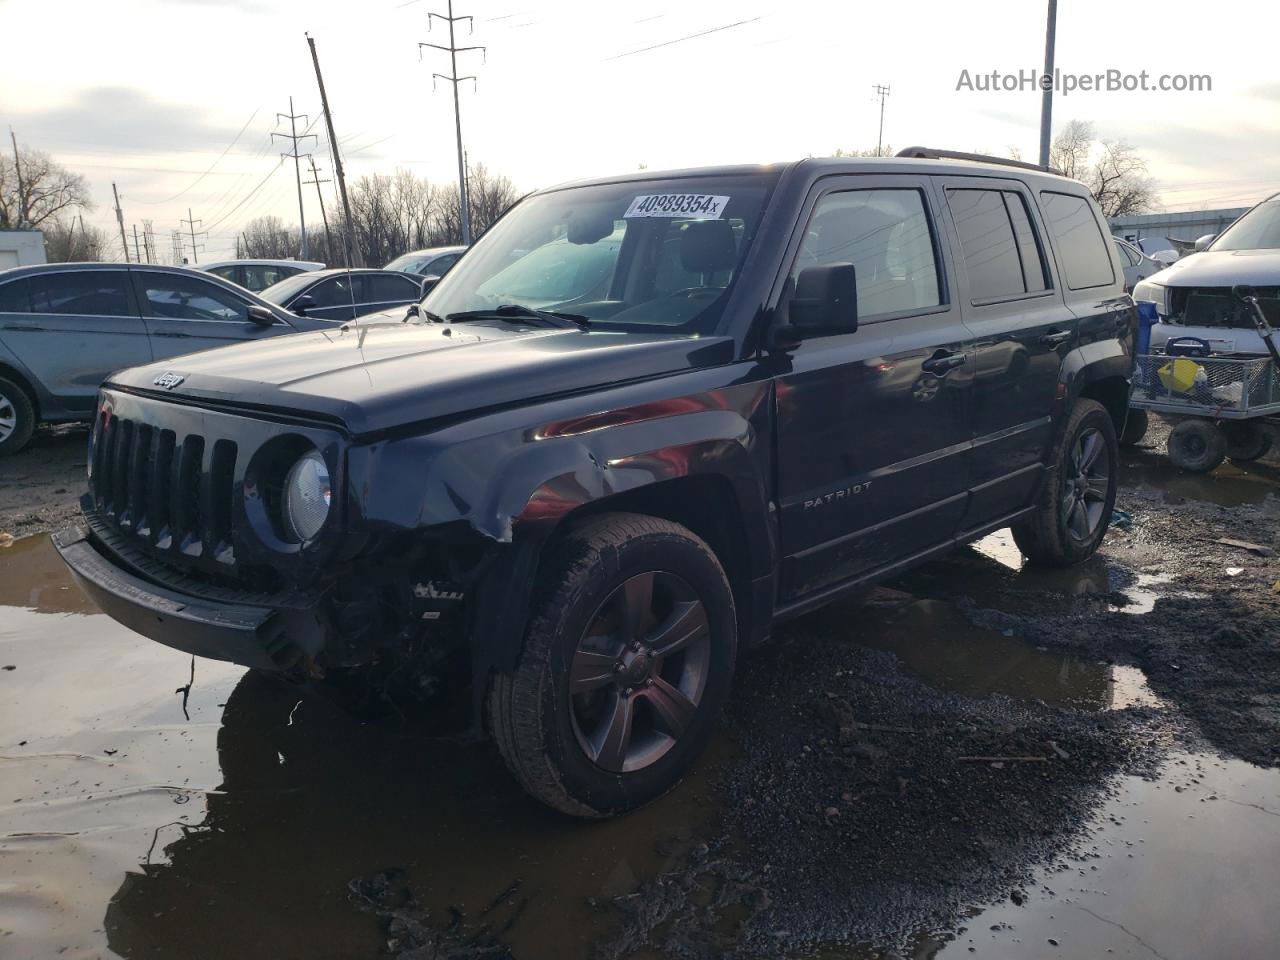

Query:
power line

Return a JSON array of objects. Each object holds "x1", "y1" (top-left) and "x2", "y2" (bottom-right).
[
  {"x1": 201, "y1": 159, "x2": 284, "y2": 233},
  {"x1": 136, "y1": 107, "x2": 261, "y2": 205},
  {"x1": 872, "y1": 84, "x2": 890, "y2": 157},
  {"x1": 420, "y1": 0, "x2": 485, "y2": 245},
  {"x1": 603, "y1": 16, "x2": 762, "y2": 61},
  {"x1": 273, "y1": 97, "x2": 317, "y2": 259}
]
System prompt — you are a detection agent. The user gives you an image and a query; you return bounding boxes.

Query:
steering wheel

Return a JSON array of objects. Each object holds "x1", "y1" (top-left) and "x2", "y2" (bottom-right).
[{"x1": 667, "y1": 286, "x2": 723, "y2": 301}]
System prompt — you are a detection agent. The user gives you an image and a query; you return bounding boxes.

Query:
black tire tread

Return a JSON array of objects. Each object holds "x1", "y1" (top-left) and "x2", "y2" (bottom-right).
[{"x1": 486, "y1": 512, "x2": 731, "y2": 817}]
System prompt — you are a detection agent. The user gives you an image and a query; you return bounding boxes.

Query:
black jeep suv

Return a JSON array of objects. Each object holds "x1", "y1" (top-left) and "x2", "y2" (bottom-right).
[{"x1": 55, "y1": 152, "x2": 1136, "y2": 817}]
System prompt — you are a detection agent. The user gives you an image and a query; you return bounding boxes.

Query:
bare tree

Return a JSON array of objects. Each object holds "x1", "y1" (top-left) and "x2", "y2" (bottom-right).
[
  {"x1": 42, "y1": 216, "x2": 110, "y2": 261},
  {"x1": 1050, "y1": 120, "x2": 1157, "y2": 217},
  {"x1": 0, "y1": 147, "x2": 93, "y2": 229},
  {"x1": 832, "y1": 145, "x2": 895, "y2": 158}
]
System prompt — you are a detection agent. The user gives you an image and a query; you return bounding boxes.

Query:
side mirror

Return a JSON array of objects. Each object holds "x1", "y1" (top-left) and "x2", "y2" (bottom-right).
[
  {"x1": 786, "y1": 262, "x2": 858, "y2": 338},
  {"x1": 419, "y1": 275, "x2": 442, "y2": 296},
  {"x1": 292, "y1": 294, "x2": 316, "y2": 316},
  {"x1": 1194, "y1": 233, "x2": 1216, "y2": 252},
  {"x1": 247, "y1": 304, "x2": 275, "y2": 327}
]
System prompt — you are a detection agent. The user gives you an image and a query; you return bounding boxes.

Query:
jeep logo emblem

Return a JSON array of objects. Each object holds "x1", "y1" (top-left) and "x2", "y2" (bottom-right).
[{"x1": 152, "y1": 372, "x2": 185, "y2": 389}]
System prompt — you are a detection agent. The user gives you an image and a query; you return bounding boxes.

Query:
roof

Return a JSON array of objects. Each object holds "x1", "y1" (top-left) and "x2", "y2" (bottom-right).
[
  {"x1": 200, "y1": 259, "x2": 326, "y2": 271},
  {"x1": 390, "y1": 246, "x2": 467, "y2": 259}
]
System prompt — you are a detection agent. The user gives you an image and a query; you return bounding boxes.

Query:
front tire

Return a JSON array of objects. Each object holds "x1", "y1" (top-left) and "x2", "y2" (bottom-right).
[
  {"x1": 1013, "y1": 399, "x2": 1118, "y2": 566},
  {"x1": 1119, "y1": 408, "x2": 1149, "y2": 447},
  {"x1": 487, "y1": 513, "x2": 736, "y2": 817},
  {"x1": 0, "y1": 377, "x2": 35, "y2": 456}
]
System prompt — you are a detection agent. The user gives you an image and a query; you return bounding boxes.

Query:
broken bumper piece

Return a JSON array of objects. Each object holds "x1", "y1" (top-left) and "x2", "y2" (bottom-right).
[{"x1": 53, "y1": 524, "x2": 283, "y2": 670}]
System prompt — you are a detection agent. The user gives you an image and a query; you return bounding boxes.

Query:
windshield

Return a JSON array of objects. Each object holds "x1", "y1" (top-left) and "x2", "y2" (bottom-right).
[
  {"x1": 260, "y1": 273, "x2": 319, "y2": 305},
  {"x1": 424, "y1": 173, "x2": 775, "y2": 333},
  {"x1": 1212, "y1": 198, "x2": 1280, "y2": 251}
]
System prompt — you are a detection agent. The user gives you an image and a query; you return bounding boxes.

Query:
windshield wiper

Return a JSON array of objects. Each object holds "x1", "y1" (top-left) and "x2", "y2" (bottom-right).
[{"x1": 445, "y1": 303, "x2": 589, "y2": 329}]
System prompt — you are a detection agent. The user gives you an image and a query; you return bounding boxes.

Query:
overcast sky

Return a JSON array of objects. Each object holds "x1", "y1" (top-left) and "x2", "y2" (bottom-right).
[{"x1": 2, "y1": 0, "x2": 1276, "y2": 262}]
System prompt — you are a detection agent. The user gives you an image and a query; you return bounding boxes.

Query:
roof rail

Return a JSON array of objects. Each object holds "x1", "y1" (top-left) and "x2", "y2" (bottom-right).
[{"x1": 895, "y1": 146, "x2": 1064, "y2": 177}]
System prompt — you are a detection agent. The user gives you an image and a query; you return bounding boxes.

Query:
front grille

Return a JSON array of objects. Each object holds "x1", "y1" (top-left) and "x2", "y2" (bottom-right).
[{"x1": 91, "y1": 412, "x2": 238, "y2": 566}]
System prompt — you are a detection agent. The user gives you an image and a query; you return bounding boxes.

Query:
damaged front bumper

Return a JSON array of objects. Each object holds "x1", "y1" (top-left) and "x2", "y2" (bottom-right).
[{"x1": 52, "y1": 524, "x2": 319, "y2": 670}]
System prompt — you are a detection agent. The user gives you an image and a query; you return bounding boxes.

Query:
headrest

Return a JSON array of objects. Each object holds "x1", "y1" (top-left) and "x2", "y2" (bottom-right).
[{"x1": 680, "y1": 220, "x2": 737, "y2": 274}]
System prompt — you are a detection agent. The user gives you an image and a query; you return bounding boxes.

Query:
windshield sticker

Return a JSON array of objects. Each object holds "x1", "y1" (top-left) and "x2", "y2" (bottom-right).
[{"x1": 624, "y1": 194, "x2": 730, "y2": 219}]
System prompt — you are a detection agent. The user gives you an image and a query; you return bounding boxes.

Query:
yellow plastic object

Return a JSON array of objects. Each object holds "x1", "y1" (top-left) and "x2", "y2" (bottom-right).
[{"x1": 1157, "y1": 357, "x2": 1204, "y2": 394}]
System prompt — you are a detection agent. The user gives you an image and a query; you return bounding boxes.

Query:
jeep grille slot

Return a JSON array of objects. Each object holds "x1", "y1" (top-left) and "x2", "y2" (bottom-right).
[{"x1": 88, "y1": 416, "x2": 238, "y2": 568}]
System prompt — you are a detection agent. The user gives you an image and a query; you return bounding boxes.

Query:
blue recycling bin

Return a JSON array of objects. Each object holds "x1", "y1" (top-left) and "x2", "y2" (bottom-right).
[{"x1": 1135, "y1": 301, "x2": 1159, "y2": 355}]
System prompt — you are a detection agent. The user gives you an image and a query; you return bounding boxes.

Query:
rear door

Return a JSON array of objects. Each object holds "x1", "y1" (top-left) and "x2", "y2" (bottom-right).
[
  {"x1": 0, "y1": 269, "x2": 150, "y2": 414},
  {"x1": 774, "y1": 175, "x2": 975, "y2": 599},
  {"x1": 936, "y1": 177, "x2": 1073, "y2": 530},
  {"x1": 1038, "y1": 190, "x2": 1131, "y2": 351},
  {"x1": 133, "y1": 269, "x2": 290, "y2": 357}
]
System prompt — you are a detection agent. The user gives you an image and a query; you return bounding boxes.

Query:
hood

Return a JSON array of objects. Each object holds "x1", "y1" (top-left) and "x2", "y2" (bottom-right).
[
  {"x1": 107, "y1": 320, "x2": 734, "y2": 437},
  {"x1": 1153, "y1": 248, "x2": 1280, "y2": 288}
]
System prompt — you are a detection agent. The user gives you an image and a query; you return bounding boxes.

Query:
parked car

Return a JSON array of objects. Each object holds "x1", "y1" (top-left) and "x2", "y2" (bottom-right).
[
  {"x1": 258, "y1": 268, "x2": 423, "y2": 322},
  {"x1": 201, "y1": 259, "x2": 325, "y2": 293},
  {"x1": 0, "y1": 262, "x2": 343, "y2": 455},
  {"x1": 55, "y1": 152, "x2": 1136, "y2": 817},
  {"x1": 384, "y1": 246, "x2": 467, "y2": 280},
  {"x1": 1113, "y1": 237, "x2": 1164, "y2": 292},
  {"x1": 1135, "y1": 192, "x2": 1280, "y2": 355}
]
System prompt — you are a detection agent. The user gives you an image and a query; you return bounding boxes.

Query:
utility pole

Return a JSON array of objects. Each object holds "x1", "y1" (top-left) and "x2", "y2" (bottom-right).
[
  {"x1": 420, "y1": 1, "x2": 485, "y2": 245},
  {"x1": 112, "y1": 183, "x2": 130, "y2": 263},
  {"x1": 171, "y1": 230, "x2": 184, "y2": 265},
  {"x1": 872, "y1": 84, "x2": 891, "y2": 157},
  {"x1": 304, "y1": 156, "x2": 335, "y2": 262},
  {"x1": 181, "y1": 208, "x2": 206, "y2": 264},
  {"x1": 1038, "y1": 0, "x2": 1058, "y2": 169},
  {"x1": 273, "y1": 97, "x2": 317, "y2": 259},
  {"x1": 307, "y1": 33, "x2": 360, "y2": 266},
  {"x1": 9, "y1": 128, "x2": 26, "y2": 227},
  {"x1": 132, "y1": 224, "x2": 143, "y2": 264},
  {"x1": 143, "y1": 220, "x2": 156, "y2": 264}
]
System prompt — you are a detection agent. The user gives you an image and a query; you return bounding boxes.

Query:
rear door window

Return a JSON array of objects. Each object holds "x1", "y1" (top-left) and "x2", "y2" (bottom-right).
[
  {"x1": 244, "y1": 264, "x2": 294, "y2": 290},
  {"x1": 307, "y1": 275, "x2": 356, "y2": 308},
  {"x1": 1039, "y1": 191, "x2": 1116, "y2": 290},
  {"x1": 141, "y1": 274, "x2": 249, "y2": 322},
  {"x1": 792, "y1": 188, "x2": 942, "y2": 319},
  {"x1": 947, "y1": 189, "x2": 1049, "y2": 302},
  {"x1": 29, "y1": 271, "x2": 135, "y2": 317},
  {"x1": 365, "y1": 274, "x2": 420, "y2": 303},
  {"x1": 426, "y1": 254, "x2": 460, "y2": 276}
]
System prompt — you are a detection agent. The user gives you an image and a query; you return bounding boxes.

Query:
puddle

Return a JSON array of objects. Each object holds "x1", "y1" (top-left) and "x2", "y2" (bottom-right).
[
  {"x1": 1121, "y1": 448, "x2": 1280, "y2": 507},
  {"x1": 926, "y1": 751, "x2": 1280, "y2": 959}
]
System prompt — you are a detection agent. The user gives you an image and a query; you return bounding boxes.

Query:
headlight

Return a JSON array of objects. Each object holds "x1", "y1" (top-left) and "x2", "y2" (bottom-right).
[
  {"x1": 1132, "y1": 280, "x2": 1170, "y2": 316},
  {"x1": 282, "y1": 450, "x2": 331, "y2": 543}
]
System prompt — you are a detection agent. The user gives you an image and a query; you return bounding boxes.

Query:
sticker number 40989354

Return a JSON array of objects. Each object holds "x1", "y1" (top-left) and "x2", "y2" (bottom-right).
[{"x1": 624, "y1": 194, "x2": 730, "y2": 219}]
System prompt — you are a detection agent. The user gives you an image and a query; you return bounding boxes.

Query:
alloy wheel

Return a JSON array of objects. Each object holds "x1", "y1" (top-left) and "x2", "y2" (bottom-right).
[
  {"x1": 1061, "y1": 427, "x2": 1110, "y2": 542},
  {"x1": 568, "y1": 571, "x2": 711, "y2": 773},
  {"x1": 0, "y1": 394, "x2": 16, "y2": 443}
]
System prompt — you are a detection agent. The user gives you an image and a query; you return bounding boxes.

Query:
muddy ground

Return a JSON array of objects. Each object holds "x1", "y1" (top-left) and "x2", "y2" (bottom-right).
[{"x1": 2, "y1": 418, "x2": 1279, "y2": 960}]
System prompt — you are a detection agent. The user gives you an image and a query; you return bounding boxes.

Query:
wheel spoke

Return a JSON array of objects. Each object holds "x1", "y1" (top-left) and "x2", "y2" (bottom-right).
[
  {"x1": 1078, "y1": 431, "x2": 1101, "y2": 471},
  {"x1": 591, "y1": 691, "x2": 635, "y2": 772},
  {"x1": 569, "y1": 647, "x2": 618, "y2": 694},
  {"x1": 1084, "y1": 476, "x2": 1109, "y2": 501},
  {"x1": 619, "y1": 572, "x2": 655, "y2": 643},
  {"x1": 641, "y1": 676, "x2": 697, "y2": 740},
  {"x1": 648, "y1": 600, "x2": 708, "y2": 660},
  {"x1": 1068, "y1": 500, "x2": 1091, "y2": 539}
]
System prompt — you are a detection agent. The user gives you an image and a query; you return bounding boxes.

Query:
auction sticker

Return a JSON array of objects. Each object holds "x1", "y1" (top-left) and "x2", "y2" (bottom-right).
[{"x1": 624, "y1": 194, "x2": 729, "y2": 219}]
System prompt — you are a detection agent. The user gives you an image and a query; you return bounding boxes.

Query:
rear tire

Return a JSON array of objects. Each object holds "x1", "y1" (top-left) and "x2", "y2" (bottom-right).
[
  {"x1": 487, "y1": 512, "x2": 736, "y2": 817},
  {"x1": 1221, "y1": 420, "x2": 1272, "y2": 464},
  {"x1": 1119, "y1": 408, "x2": 1149, "y2": 447},
  {"x1": 0, "y1": 377, "x2": 35, "y2": 456},
  {"x1": 1167, "y1": 419, "x2": 1226, "y2": 473},
  {"x1": 1012, "y1": 399, "x2": 1118, "y2": 566}
]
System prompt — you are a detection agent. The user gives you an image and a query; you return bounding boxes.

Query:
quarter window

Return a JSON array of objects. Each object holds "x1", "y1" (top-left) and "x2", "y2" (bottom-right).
[
  {"x1": 29, "y1": 271, "x2": 134, "y2": 317},
  {"x1": 142, "y1": 275, "x2": 249, "y2": 322},
  {"x1": 1039, "y1": 191, "x2": 1115, "y2": 290},
  {"x1": 793, "y1": 188, "x2": 942, "y2": 319},
  {"x1": 947, "y1": 189, "x2": 1049, "y2": 302}
]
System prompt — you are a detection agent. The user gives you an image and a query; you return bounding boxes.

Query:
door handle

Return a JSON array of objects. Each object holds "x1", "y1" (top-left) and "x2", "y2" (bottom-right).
[
  {"x1": 922, "y1": 351, "x2": 967, "y2": 374},
  {"x1": 1039, "y1": 330, "x2": 1073, "y2": 346},
  {"x1": 152, "y1": 331, "x2": 190, "y2": 338}
]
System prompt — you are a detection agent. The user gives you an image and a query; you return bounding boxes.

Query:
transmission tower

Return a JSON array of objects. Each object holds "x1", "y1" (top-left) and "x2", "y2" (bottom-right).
[
  {"x1": 171, "y1": 230, "x2": 184, "y2": 265},
  {"x1": 273, "y1": 97, "x2": 318, "y2": 259},
  {"x1": 420, "y1": 0, "x2": 485, "y2": 245},
  {"x1": 180, "y1": 208, "x2": 206, "y2": 264}
]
